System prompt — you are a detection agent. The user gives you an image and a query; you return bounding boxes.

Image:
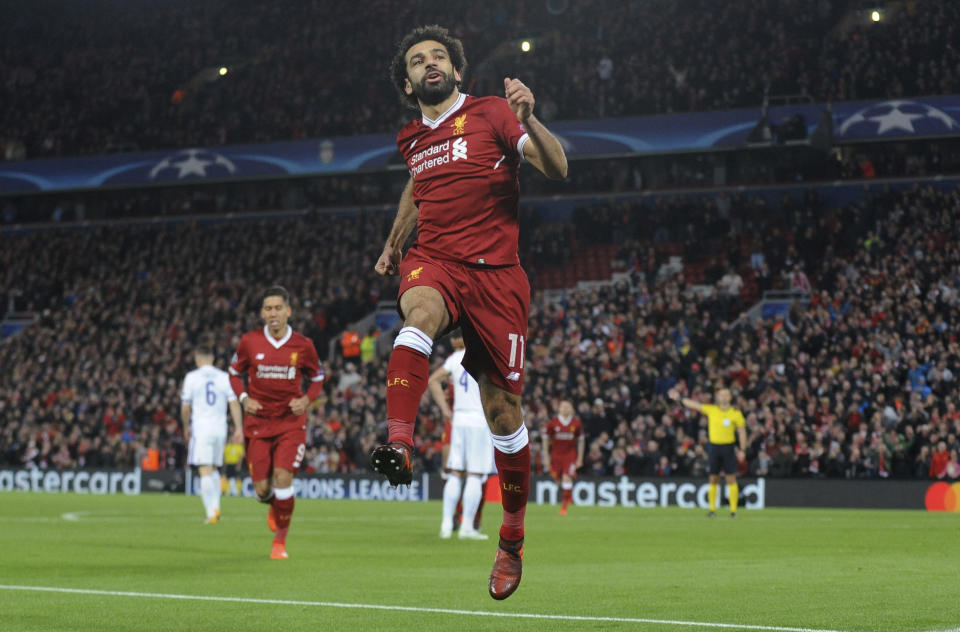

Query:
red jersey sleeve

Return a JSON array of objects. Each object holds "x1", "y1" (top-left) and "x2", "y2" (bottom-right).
[
  {"x1": 301, "y1": 340, "x2": 325, "y2": 401},
  {"x1": 488, "y1": 97, "x2": 529, "y2": 161},
  {"x1": 228, "y1": 337, "x2": 249, "y2": 397}
]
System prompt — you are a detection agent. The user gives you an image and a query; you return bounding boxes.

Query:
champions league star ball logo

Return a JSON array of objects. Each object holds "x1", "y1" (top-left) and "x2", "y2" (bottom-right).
[
  {"x1": 149, "y1": 148, "x2": 238, "y2": 180},
  {"x1": 839, "y1": 99, "x2": 960, "y2": 137}
]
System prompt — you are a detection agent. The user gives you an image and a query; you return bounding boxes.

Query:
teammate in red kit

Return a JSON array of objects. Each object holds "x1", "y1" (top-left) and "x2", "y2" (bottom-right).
[
  {"x1": 542, "y1": 400, "x2": 585, "y2": 516},
  {"x1": 228, "y1": 286, "x2": 325, "y2": 560},
  {"x1": 371, "y1": 25, "x2": 567, "y2": 600}
]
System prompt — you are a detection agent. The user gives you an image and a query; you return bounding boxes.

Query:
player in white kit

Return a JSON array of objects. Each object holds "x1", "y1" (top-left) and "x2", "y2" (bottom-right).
[
  {"x1": 181, "y1": 338, "x2": 244, "y2": 523},
  {"x1": 428, "y1": 330, "x2": 495, "y2": 540}
]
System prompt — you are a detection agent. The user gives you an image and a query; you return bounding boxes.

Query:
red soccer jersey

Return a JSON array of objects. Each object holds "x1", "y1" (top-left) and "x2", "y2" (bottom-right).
[
  {"x1": 546, "y1": 416, "x2": 583, "y2": 462},
  {"x1": 397, "y1": 93, "x2": 530, "y2": 266},
  {"x1": 229, "y1": 325, "x2": 324, "y2": 437}
]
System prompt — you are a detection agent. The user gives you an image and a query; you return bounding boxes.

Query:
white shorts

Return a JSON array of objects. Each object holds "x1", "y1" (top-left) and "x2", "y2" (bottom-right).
[
  {"x1": 446, "y1": 418, "x2": 495, "y2": 475},
  {"x1": 189, "y1": 433, "x2": 226, "y2": 467}
]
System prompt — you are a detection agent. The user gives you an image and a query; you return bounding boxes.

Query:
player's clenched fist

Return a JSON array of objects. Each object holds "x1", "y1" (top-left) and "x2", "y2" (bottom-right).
[
  {"x1": 243, "y1": 396, "x2": 263, "y2": 414},
  {"x1": 375, "y1": 245, "x2": 401, "y2": 276},
  {"x1": 504, "y1": 77, "x2": 534, "y2": 122}
]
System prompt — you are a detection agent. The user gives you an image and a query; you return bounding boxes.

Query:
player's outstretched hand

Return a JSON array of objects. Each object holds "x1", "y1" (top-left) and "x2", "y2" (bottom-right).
[
  {"x1": 375, "y1": 245, "x2": 401, "y2": 276},
  {"x1": 667, "y1": 389, "x2": 679, "y2": 402},
  {"x1": 289, "y1": 395, "x2": 310, "y2": 416},
  {"x1": 244, "y1": 397, "x2": 263, "y2": 414},
  {"x1": 231, "y1": 429, "x2": 244, "y2": 445},
  {"x1": 504, "y1": 77, "x2": 534, "y2": 122}
]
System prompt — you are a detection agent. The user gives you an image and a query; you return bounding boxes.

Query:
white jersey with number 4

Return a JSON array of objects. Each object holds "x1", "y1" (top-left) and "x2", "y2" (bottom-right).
[
  {"x1": 443, "y1": 350, "x2": 485, "y2": 427},
  {"x1": 181, "y1": 365, "x2": 236, "y2": 436},
  {"x1": 443, "y1": 350, "x2": 493, "y2": 474}
]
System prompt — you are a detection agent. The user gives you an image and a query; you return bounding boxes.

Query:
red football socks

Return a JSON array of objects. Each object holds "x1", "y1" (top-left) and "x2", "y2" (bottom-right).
[
  {"x1": 494, "y1": 445, "x2": 530, "y2": 542},
  {"x1": 386, "y1": 345, "x2": 429, "y2": 446},
  {"x1": 272, "y1": 496, "x2": 294, "y2": 544}
]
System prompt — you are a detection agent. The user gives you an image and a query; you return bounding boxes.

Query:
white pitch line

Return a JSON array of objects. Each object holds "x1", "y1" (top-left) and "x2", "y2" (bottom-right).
[{"x1": 0, "y1": 584, "x2": 852, "y2": 632}]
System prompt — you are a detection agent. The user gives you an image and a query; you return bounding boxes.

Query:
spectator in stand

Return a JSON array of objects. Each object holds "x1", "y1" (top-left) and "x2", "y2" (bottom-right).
[
  {"x1": 3, "y1": 0, "x2": 960, "y2": 160},
  {"x1": 4, "y1": 184, "x2": 960, "y2": 483}
]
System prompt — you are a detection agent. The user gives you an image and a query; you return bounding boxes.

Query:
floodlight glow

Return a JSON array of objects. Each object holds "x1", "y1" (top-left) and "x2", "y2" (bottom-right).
[
  {"x1": 520, "y1": 40, "x2": 531, "y2": 53},
  {"x1": 871, "y1": 10, "x2": 881, "y2": 22},
  {"x1": 218, "y1": 66, "x2": 228, "y2": 76}
]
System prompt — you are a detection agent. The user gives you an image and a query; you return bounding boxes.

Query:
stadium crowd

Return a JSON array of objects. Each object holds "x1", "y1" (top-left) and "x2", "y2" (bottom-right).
[
  {"x1": 3, "y1": 184, "x2": 959, "y2": 481},
  {"x1": 3, "y1": 0, "x2": 960, "y2": 159}
]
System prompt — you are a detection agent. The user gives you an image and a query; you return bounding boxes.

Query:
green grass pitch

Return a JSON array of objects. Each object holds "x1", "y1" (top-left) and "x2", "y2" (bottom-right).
[{"x1": 0, "y1": 492, "x2": 957, "y2": 631}]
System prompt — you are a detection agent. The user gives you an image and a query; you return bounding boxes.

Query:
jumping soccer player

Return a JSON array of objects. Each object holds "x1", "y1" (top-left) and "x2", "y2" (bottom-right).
[{"x1": 371, "y1": 24, "x2": 567, "y2": 600}]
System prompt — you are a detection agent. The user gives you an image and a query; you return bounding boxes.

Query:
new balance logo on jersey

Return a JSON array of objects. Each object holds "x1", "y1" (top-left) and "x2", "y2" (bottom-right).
[
  {"x1": 452, "y1": 137, "x2": 468, "y2": 161},
  {"x1": 506, "y1": 372, "x2": 521, "y2": 382},
  {"x1": 255, "y1": 353, "x2": 265, "y2": 360}
]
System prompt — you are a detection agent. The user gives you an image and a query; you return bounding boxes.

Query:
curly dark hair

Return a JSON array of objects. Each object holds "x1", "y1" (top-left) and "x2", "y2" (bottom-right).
[{"x1": 390, "y1": 25, "x2": 467, "y2": 110}]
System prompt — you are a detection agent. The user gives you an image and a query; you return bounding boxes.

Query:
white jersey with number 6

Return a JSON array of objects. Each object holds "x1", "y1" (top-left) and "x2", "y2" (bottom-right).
[{"x1": 181, "y1": 366, "x2": 236, "y2": 436}]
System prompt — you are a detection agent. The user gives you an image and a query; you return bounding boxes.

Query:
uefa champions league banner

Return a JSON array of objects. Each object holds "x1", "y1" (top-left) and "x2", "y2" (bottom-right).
[
  {"x1": 183, "y1": 470, "x2": 433, "y2": 502},
  {"x1": 1, "y1": 468, "x2": 954, "y2": 511},
  {"x1": 1, "y1": 96, "x2": 959, "y2": 195}
]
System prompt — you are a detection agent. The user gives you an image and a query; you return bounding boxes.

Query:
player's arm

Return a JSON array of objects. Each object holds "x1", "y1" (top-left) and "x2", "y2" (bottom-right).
[
  {"x1": 737, "y1": 424, "x2": 747, "y2": 453},
  {"x1": 427, "y1": 366, "x2": 453, "y2": 420},
  {"x1": 180, "y1": 376, "x2": 192, "y2": 445},
  {"x1": 180, "y1": 402, "x2": 192, "y2": 446},
  {"x1": 375, "y1": 177, "x2": 417, "y2": 276},
  {"x1": 290, "y1": 343, "x2": 325, "y2": 416},
  {"x1": 541, "y1": 427, "x2": 551, "y2": 471},
  {"x1": 504, "y1": 77, "x2": 568, "y2": 180},
  {"x1": 228, "y1": 397, "x2": 243, "y2": 443},
  {"x1": 667, "y1": 388, "x2": 703, "y2": 413},
  {"x1": 229, "y1": 338, "x2": 262, "y2": 414}
]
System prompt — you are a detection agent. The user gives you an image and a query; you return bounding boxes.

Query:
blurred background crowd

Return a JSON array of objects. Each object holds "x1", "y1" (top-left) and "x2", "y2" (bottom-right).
[
  {"x1": 2, "y1": 0, "x2": 959, "y2": 483},
  {"x1": 2, "y1": 0, "x2": 959, "y2": 160}
]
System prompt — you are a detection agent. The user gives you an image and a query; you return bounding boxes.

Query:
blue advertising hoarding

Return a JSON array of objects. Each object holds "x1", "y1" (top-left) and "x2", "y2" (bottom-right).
[{"x1": 1, "y1": 95, "x2": 958, "y2": 195}]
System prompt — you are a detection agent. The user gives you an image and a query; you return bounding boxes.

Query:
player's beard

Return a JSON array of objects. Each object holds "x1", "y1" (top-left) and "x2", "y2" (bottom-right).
[{"x1": 412, "y1": 70, "x2": 457, "y2": 106}]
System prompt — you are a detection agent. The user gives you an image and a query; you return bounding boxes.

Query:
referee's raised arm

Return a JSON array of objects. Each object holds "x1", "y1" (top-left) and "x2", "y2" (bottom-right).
[{"x1": 668, "y1": 388, "x2": 704, "y2": 413}]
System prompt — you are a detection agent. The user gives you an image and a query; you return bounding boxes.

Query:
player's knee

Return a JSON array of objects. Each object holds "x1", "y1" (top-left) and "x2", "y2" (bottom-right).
[
  {"x1": 484, "y1": 399, "x2": 522, "y2": 435},
  {"x1": 403, "y1": 306, "x2": 445, "y2": 338},
  {"x1": 400, "y1": 288, "x2": 448, "y2": 337},
  {"x1": 254, "y1": 480, "x2": 272, "y2": 499},
  {"x1": 273, "y1": 469, "x2": 293, "y2": 488}
]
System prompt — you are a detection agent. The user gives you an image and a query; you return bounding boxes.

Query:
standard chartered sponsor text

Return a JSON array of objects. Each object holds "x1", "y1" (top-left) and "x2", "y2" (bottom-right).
[{"x1": 409, "y1": 140, "x2": 451, "y2": 176}]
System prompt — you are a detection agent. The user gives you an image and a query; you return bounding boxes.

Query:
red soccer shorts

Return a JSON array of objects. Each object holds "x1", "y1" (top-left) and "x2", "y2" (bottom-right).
[
  {"x1": 550, "y1": 457, "x2": 578, "y2": 481},
  {"x1": 245, "y1": 427, "x2": 307, "y2": 482},
  {"x1": 442, "y1": 418, "x2": 452, "y2": 447},
  {"x1": 398, "y1": 247, "x2": 529, "y2": 395}
]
